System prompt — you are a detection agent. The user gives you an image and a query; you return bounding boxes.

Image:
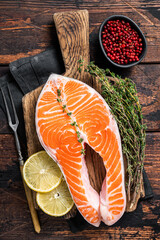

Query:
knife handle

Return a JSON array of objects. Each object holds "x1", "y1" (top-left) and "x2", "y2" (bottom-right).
[{"x1": 20, "y1": 165, "x2": 41, "y2": 233}]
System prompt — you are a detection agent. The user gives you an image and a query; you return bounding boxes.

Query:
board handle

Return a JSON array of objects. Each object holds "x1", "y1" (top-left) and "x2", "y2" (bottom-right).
[{"x1": 53, "y1": 10, "x2": 89, "y2": 80}]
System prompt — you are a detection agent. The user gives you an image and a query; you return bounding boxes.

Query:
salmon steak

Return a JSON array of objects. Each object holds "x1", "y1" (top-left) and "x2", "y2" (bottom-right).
[{"x1": 36, "y1": 74, "x2": 126, "y2": 227}]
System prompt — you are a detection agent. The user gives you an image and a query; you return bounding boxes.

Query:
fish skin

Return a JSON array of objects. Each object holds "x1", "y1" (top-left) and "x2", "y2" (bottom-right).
[{"x1": 36, "y1": 74, "x2": 126, "y2": 227}]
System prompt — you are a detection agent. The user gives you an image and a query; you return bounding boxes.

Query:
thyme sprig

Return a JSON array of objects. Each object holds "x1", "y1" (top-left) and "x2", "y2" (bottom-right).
[
  {"x1": 57, "y1": 89, "x2": 61, "y2": 96},
  {"x1": 79, "y1": 61, "x2": 146, "y2": 204},
  {"x1": 77, "y1": 58, "x2": 84, "y2": 73},
  {"x1": 56, "y1": 88, "x2": 85, "y2": 155}
]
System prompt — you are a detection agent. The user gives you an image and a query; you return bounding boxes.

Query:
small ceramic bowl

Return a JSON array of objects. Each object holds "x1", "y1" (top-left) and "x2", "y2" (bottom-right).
[{"x1": 99, "y1": 15, "x2": 147, "y2": 68}]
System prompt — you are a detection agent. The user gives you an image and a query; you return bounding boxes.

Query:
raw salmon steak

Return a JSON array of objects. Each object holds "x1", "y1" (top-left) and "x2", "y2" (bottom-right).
[{"x1": 36, "y1": 74, "x2": 126, "y2": 227}]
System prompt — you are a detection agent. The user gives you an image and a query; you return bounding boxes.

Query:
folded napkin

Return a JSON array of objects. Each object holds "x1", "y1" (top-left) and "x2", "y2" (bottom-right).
[{"x1": 0, "y1": 47, "x2": 153, "y2": 233}]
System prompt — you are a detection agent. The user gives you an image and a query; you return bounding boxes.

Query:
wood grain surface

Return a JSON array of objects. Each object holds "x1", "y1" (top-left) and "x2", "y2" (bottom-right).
[
  {"x1": 54, "y1": 10, "x2": 89, "y2": 80},
  {"x1": 0, "y1": 0, "x2": 160, "y2": 64},
  {"x1": 0, "y1": 132, "x2": 159, "y2": 239},
  {"x1": 0, "y1": 0, "x2": 160, "y2": 239}
]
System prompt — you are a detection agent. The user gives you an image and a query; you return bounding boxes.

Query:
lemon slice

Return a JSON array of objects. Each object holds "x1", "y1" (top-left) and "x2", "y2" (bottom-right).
[
  {"x1": 23, "y1": 151, "x2": 62, "y2": 193},
  {"x1": 36, "y1": 179, "x2": 74, "y2": 216}
]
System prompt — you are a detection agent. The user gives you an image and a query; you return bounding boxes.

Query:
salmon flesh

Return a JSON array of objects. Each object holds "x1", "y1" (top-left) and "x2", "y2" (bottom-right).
[{"x1": 36, "y1": 74, "x2": 126, "y2": 227}]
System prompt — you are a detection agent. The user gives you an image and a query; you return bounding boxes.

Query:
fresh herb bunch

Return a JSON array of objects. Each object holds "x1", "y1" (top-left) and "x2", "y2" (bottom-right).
[
  {"x1": 56, "y1": 88, "x2": 85, "y2": 155},
  {"x1": 79, "y1": 61, "x2": 146, "y2": 204}
]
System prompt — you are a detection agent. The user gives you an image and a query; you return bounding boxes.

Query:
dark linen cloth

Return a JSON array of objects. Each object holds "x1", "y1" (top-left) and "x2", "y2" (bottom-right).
[
  {"x1": 0, "y1": 47, "x2": 153, "y2": 233},
  {"x1": 0, "y1": 47, "x2": 65, "y2": 143}
]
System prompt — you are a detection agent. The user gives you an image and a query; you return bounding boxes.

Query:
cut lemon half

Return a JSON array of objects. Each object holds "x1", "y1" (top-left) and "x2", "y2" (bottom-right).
[
  {"x1": 23, "y1": 151, "x2": 62, "y2": 193},
  {"x1": 36, "y1": 179, "x2": 74, "y2": 216}
]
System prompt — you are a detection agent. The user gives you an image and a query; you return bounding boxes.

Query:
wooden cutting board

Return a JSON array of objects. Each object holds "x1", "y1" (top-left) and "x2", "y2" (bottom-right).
[
  {"x1": 22, "y1": 10, "x2": 144, "y2": 216},
  {"x1": 22, "y1": 10, "x2": 105, "y2": 217}
]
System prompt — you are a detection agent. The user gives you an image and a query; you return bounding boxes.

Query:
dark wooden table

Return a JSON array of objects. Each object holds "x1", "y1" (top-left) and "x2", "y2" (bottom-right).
[{"x1": 0, "y1": 1, "x2": 160, "y2": 239}]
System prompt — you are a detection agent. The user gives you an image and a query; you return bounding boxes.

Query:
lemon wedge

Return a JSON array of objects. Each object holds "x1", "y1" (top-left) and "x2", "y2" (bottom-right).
[
  {"x1": 36, "y1": 179, "x2": 74, "y2": 216},
  {"x1": 23, "y1": 151, "x2": 62, "y2": 193}
]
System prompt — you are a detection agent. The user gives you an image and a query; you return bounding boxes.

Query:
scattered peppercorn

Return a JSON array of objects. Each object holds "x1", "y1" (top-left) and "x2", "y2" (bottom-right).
[{"x1": 101, "y1": 19, "x2": 143, "y2": 65}]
